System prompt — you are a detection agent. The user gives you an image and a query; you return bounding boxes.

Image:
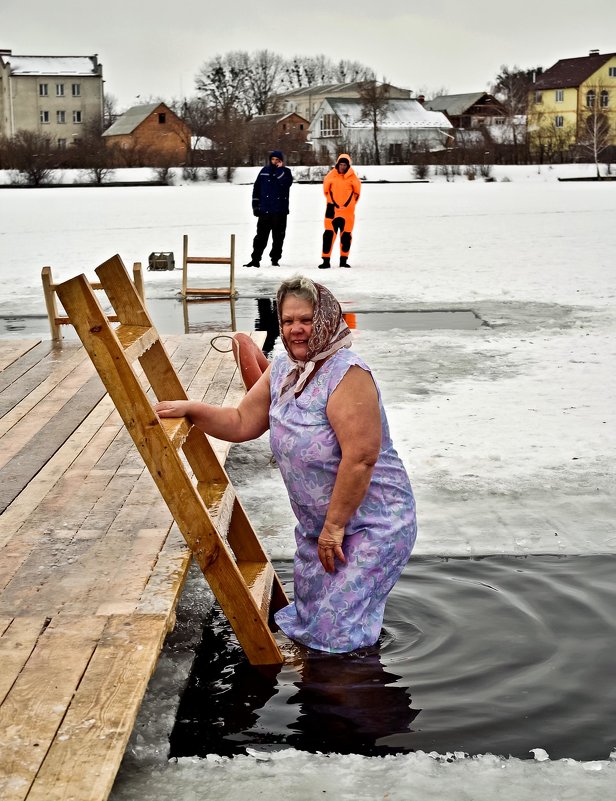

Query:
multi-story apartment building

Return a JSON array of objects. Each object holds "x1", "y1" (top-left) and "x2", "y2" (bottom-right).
[
  {"x1": 0, "y1": 49, "x2": 104, "y2": 146},
  {"x1": 528, "y1": 50, "x2": 616, "y2": 154}
]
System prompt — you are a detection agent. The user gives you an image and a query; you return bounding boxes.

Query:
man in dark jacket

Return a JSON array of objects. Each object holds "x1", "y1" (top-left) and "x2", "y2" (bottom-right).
[{"x1": 244, "y1": 150, "x2": 293, "y2": 267}]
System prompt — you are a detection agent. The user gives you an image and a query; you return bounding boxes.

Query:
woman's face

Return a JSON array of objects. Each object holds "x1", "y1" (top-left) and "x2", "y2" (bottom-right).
[{"x1": 280, "y1": 294, "x2": 314, "y2": 361}]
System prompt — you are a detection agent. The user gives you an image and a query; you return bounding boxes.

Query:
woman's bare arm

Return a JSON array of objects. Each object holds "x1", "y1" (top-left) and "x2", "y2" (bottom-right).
[
  {"x1": 154, "y1": 366, "x2": 272, "y2": 443},
  {"x1": 318, "y1": 366, "x2": 381, "y2": 572}
]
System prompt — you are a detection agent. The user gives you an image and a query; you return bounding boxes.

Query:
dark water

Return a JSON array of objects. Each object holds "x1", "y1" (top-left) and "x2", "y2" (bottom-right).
[
  {"x1": 0, "y1": 298, "x2": 483, "y2": 342},
  {"x1": 150, "y1": 297, "x2": 485, "y2": 349},
  {"x1": 169, "y1": 556, "x2": 616, "y2": 761}
]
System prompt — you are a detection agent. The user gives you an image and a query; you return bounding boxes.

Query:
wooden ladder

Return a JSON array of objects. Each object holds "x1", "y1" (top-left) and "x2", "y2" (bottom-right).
[
  {"x1": 42, "y1": 262, "x2": 145, "y2": 340},
  {"x1": 56, "y1": 254, "x2": 288, "y2": 666},
  {"x1": 182, "y1": 233, "x2": 237, "y2": 298}
]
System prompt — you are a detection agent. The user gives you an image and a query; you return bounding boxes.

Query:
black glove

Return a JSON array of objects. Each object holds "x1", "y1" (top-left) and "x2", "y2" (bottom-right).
[{"x1": 325, "y1": 203, "x2": 335, "y2": 219}]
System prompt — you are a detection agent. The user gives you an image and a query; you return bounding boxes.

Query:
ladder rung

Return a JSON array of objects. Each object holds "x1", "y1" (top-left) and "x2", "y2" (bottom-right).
[
  {"x1": 159, "y1": 416, "x2": 192, "y2": 448},
  {"x1": 198, "y1": 481, "x2": 235, "y2": 539},
  {"x1": 54, "y1": 315, "x2": 120, "y2": 325},
  {"x1": 237, "y1": 561, "x2": 274, "y2": 619},
  {"x1": 185, "y1": 288, "x2": 234, "y2": 296},
  {"x1": 115, "y1": 324, "x2": 159, "y2": 360},
  {"x1": 187, "y1": 257, "x2": 231, "y2": 264}
]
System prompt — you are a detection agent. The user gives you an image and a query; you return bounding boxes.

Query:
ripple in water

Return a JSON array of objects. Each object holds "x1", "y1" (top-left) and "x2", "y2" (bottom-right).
[{"x1": 169, "y1": 556, "x2": 616, "y2": 760}]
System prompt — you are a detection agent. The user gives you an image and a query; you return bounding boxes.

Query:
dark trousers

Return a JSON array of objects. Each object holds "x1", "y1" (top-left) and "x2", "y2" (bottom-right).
[{"x1": 251, "y1": 213, "x2": 288, "y2": 263}]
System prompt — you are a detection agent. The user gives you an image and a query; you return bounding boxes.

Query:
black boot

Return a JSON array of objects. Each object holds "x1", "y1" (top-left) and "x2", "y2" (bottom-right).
[
  {"x1": 243, "y1": 260, "x2": 260, "y2": 268},
  {"x1": 318, "y1": 257, "x2": 331, "y2": 269},
  {"x1": 271, "y1": 259, "x2": 280, "y2": 266},
  {"x1": 339, "y1": 256, "x2": 351, "y2": 268}
]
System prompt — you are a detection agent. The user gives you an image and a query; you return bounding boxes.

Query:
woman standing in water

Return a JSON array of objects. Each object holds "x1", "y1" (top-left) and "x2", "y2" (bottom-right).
[{"x1": 155, "y1": 276, "x2": 416, "y2": 653}]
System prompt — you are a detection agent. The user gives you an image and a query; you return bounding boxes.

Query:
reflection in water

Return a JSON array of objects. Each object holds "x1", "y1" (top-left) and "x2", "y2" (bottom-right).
[
  {"x1": 181, "y1": 296, "x2": 237, "y2": 334},
  {"x1": 168, "y1": 607, "x2": 418, "y2": 758},
  {"x1": 170, "y1": 557, "x2": 616, "y2": 761},
  {"x1": 254, "y1": 298, "x2": 279, "y2": 355},
  {"x1": 285, "y1": 647, "x2": 419, "y2": 755}
]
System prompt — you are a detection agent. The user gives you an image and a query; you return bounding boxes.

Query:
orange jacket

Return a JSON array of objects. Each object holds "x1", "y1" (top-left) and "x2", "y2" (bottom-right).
[{"x1": 323, "y1": 153, "x2": 361, "y2": 212}]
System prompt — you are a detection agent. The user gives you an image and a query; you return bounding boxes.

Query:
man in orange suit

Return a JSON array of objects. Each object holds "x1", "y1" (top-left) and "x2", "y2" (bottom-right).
[{"x1": 318, "y1": 153, "x2": 361, "y2": 269}]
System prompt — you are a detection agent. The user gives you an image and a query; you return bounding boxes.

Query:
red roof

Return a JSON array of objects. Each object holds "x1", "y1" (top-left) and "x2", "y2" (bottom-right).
[{"x1": 534, "y1": 53, "x2": 616, "y2": 89}]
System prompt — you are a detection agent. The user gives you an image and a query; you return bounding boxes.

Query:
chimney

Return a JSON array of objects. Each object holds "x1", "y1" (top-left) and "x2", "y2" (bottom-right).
[{"x1": 589, "y1": 49, "x2": 599, "y2": 55}]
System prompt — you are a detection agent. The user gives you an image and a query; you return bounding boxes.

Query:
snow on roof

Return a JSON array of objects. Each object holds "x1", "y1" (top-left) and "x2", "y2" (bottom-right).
[
  {"x1": 102, "y1": 103, "x2": 163, "y2": 136},
  {"x1": 3, "y1": 55, "x2": 100, "y2": 76},
  {"x1": 324, "y1": 98, "x2": 452, "y2": 129},
  {"x1": 424, "y1": 92, "x2": 490, "y2": 116}
]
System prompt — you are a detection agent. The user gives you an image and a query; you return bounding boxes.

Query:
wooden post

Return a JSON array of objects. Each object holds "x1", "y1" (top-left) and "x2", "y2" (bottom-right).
[
  {"x1": 182, "y1": 234, "x2": 189, "y2": 297},
  {"x1": 229, "y1": 234, "x2": 236, "y2": 298},
  {"x1": 41, "y1": 266, "x2": 62, "y2": 340},
  {"x1": 132, "y1": 262, "x2": 145, "y2": 302}
]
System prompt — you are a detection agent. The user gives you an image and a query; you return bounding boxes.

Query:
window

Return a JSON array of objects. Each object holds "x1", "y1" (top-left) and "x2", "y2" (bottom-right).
[
  {"x1": 158, "y1": 112, "x2": 166, "y2": 124},
  {"x1": 300, "y1": 123, "x2": 304, "y2": 130},
  {"x1": 534, "y1": 90, "x2": 543, "y2": 104},
  {"x1": 555, "y1": 89, "x2": 564, "y2": 102},
  {"x1": 494, "y1": 117, "x2": 505, "y2": 125},
  {"x1": 57, "y1": 110, "x2": 66, "y2": 123},
  {"x1": 586, "y1": 90, "x2": 596, "y2": 108},
  {"x1": 73, "y1": 110, "x2": 82, "y2": 124},
  {"x1": 57, "y1": 138, "x2": 67, "y2": 149},
  {"x1": 388, "y1": 143, "x2": 403, "y2": 163},
  {"x1": 609, "y1": 67, "x2": 616, "y2": 77},
  {"x1": 72, "y1": 83, "x2": 81, "y2": 97},
  {"x1": 600, "y1": 90, "x2": 609, "y2": 108},
  {"x1": 39, "y1": 83, "x2": 48, "y2": 96},
  {"x1": 555, "y1": 115, "x2": 564, "y2": 128},
  {"x1": 56, "y1": 83, "x2": 65, "y2": 97},
  {"x1": 320, "y1": 113, "x2": 341, "y2": 137},
  {"x1": 40, "y1": 110, "x2": 49, "y2": 124}
]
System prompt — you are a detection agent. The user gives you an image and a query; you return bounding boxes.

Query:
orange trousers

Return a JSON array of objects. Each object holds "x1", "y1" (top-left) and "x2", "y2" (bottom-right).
[{"x1": 321, "y1": 208, "x2": 356, "y2": 258}]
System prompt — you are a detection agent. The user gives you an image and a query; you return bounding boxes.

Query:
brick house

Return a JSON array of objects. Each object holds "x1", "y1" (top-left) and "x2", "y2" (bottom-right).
[
  {"x1": 102, "y1": 102, "x2": 191, "y2": 165},
  {"x1": 0, "y1": 48, "x2": 103, "y2": 146},
  {"x1": 248, "y1": 111, "x2": 310, "y2": 164}
]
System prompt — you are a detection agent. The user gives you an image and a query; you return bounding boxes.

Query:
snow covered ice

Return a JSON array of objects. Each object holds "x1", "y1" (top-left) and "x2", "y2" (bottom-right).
[{"x1": 1, "y1": 163, "x2": 615, "y2": 799}]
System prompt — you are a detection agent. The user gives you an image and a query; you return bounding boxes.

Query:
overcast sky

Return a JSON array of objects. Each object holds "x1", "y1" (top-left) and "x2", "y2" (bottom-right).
[{"x1": 4, "y1": 0, "x2": 616, "y2": 109}]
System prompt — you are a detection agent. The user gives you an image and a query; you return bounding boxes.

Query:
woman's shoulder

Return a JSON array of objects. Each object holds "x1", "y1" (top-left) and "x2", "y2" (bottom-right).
[{"x1": 327, "y1": 348, "x2": 371, "y2": 378}]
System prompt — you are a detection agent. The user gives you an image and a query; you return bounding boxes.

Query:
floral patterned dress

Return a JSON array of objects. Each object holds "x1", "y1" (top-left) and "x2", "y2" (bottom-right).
[{"x1": 270, "y1": 348, "x2": 417, "y2": 653}]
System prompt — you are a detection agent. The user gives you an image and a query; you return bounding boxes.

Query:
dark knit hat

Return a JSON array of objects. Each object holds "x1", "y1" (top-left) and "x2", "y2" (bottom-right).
[
  {"x1": 270, "y1": 150, "x2": 284, "y2": 161},
  {"x1": 336, "y1": 156, "x2": 350, "y2": 166}
]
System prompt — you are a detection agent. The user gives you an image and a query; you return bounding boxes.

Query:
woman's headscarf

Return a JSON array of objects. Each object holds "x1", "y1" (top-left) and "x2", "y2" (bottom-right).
[{"x1": 276, "y1": 280, "x2": 352, "y2": 403}]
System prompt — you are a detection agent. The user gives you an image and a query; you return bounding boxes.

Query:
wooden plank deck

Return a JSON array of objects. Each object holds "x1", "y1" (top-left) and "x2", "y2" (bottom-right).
[{"x1": 0, "y1": 332, "x2": 263, "y2": 801}]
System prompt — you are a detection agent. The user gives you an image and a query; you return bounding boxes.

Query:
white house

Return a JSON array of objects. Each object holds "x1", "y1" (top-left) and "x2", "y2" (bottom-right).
[
  {"x1": 0, "y1": 49, "x2": 104, "y2": 146},
  {"x1": 309, "y1": 97, "x2": 453, "y2": 162}
]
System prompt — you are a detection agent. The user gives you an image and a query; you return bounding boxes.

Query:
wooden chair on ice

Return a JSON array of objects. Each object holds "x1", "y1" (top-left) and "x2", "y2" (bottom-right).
[{"x1": 56, "y1": 255, "x2": 287, "y2": 666}]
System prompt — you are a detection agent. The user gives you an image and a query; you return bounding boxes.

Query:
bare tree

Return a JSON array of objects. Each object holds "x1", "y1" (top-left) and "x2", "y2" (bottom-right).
[
  {"x1": 334, "y1": 60, "x2": 375, "y2": 84},
  {"x1": 577, "y1": 81, "x2": 612, "y2": 177},
  {"x1": 492, "y1": 65, "x2": 543, "y2": 161},
  {"x1": 358, "y1": 80, "x2": 391, "y2": 165},
  {"x1": 6, "y1": 130, "x2": 57, "y2": 185},
  {"x1": 246, "y1": 50, "x2": 284, "y2": 115},
  {"x1": 76, "y1": 123, "x2": 116, "y2": 183},
  {"x1": 103, "y1": 92, "x2": 119, "y2": 130},
  {"x1": 414, "y1": 85, "x2": 449, "y2": 101},
  {"x1": 196, "y1": 52, "x2": 251, "y2": 117},
  {"x1": 280, "y1": 54, "x2": 374, "y2": 90}
]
